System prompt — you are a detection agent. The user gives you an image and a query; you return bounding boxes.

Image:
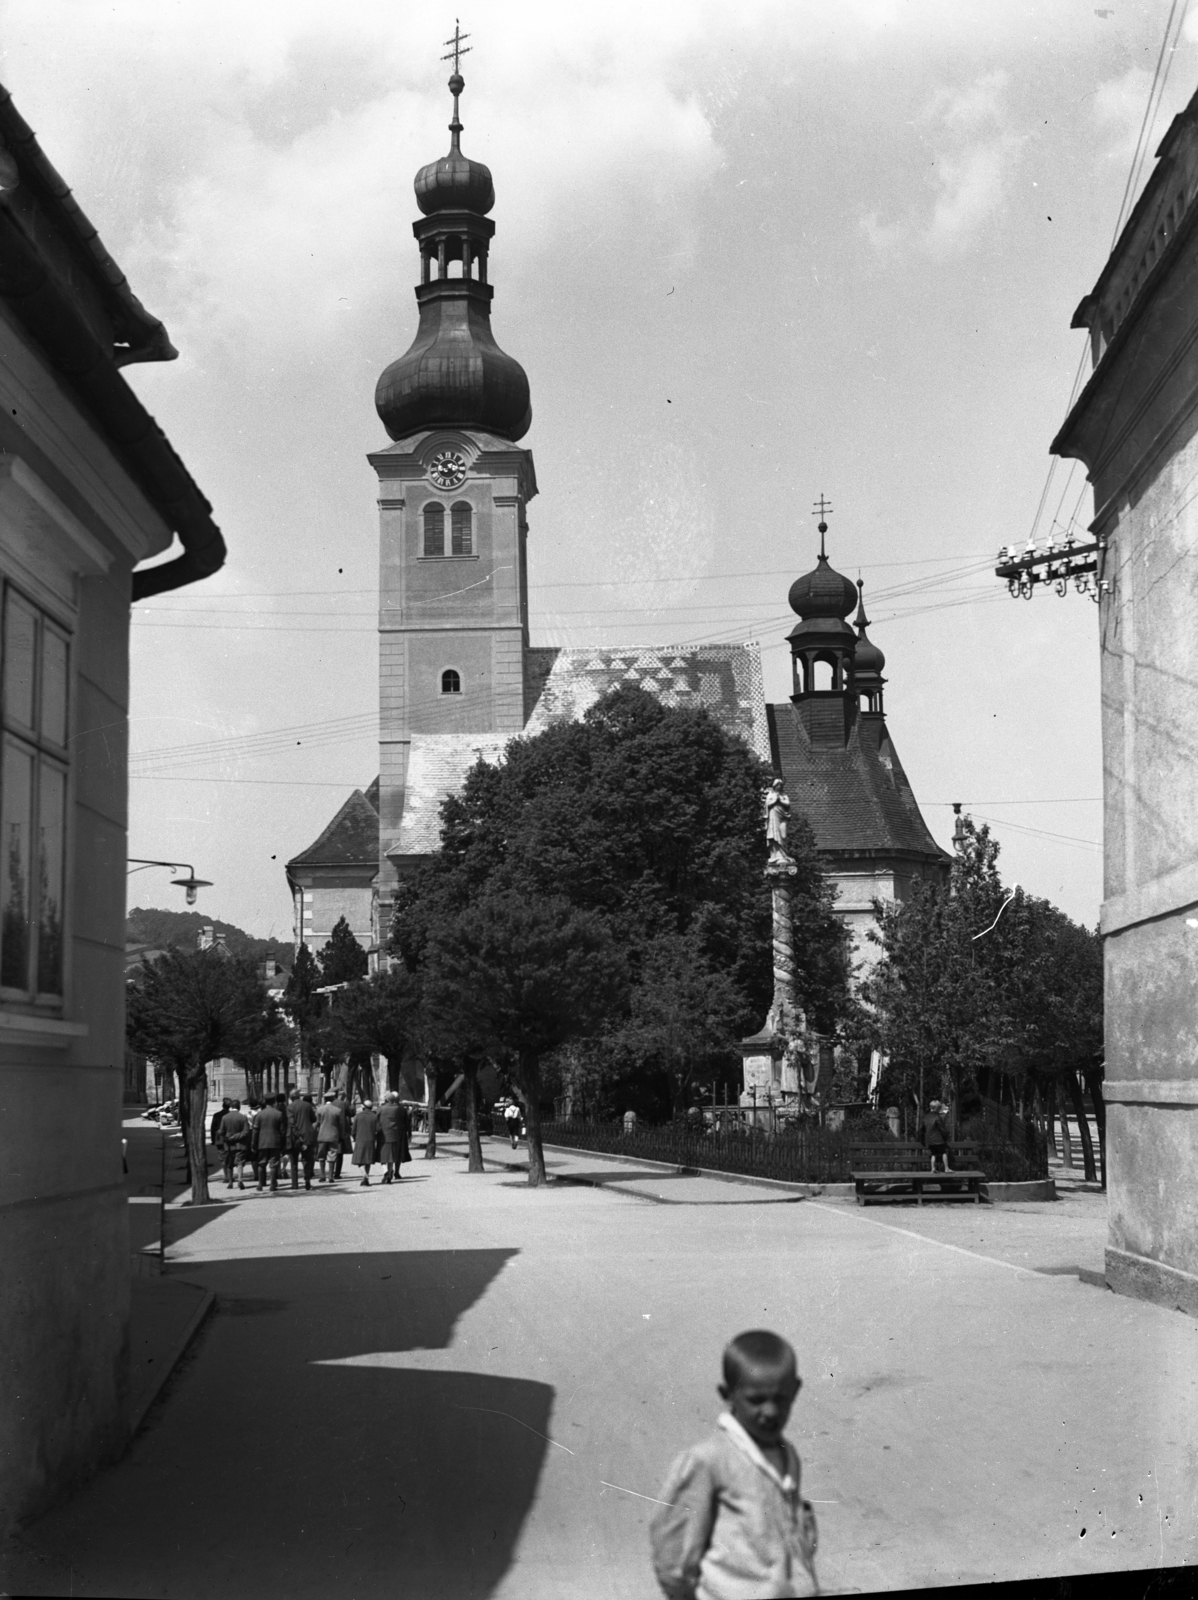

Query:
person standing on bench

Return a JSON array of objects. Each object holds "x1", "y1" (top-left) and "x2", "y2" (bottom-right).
[{"x1": 921, "y1": 1101, "x2": 950, "y2": 1172}]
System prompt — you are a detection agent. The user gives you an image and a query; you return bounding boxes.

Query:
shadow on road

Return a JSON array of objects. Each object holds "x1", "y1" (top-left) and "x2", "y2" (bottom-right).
[{"x1": 7, "y1": 1247, "x2": 549, "y2": 1600}]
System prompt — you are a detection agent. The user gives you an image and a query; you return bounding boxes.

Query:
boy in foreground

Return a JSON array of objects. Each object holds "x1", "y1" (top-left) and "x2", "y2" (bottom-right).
[{"x1": 649, "y1": 1330, "x2": 819, "y2": 1600}]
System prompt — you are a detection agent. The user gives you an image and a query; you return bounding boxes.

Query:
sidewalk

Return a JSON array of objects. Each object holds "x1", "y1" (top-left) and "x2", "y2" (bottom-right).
[
  {"x1": 121, "y1": 1110, "x2": 215, "y2": 1435},
  {"x1": 3, "y1": 1124, "x2": 1190, "y2": 1598}
]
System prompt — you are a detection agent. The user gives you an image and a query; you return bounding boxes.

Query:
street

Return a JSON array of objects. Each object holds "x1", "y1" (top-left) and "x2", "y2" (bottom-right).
[{"x1": 3, "y1": 1137, "x2": 1195, "y2": 1598}]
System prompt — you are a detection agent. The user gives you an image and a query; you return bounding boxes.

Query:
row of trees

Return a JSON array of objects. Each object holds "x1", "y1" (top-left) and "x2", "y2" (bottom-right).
[
  {"x1": 128, "y1": 687, "x2": 858, "y2": 1200},
  {"x1": 128, "y1": 686, "x2": 1105, "y2": 1201},
  {"x1": 863, "y1": 815, "x2": 1105, "y2": 1180}
]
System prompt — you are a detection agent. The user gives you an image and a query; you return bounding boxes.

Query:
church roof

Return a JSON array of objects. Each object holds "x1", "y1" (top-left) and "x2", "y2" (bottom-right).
[
  {"x1": 385, "y1": 644, "x2": 771, "y2": 861},
  {"x1": 524, "y1": 644, "x2": 770, "y2": 761},
  {"x1": 392, "y1": 734, "x2": 511, "y2": 858},
  {"x1": 768, "y1": 701, "x2": 949, "y2": 863},
  {"x1": 287, "y1": 786, "x2": 379, "y2": 869}
]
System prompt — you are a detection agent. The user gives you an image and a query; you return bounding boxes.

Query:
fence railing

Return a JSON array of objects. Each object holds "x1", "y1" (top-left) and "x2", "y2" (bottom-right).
[
  {"x1": 541, "y1": 1114, "x2": 1048, "y2": 1185},
  {"x1": 541, "y1": 1118, "x2": 852, "y2": 1183}
]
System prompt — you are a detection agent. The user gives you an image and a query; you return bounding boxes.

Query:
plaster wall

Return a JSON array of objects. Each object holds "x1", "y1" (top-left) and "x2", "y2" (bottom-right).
[
  {"x1": 0, "y1": 308, "x2": 172, "y2": 1530},
  {"x1": 303, "y1": 883, "x2": 373, "y2": 948},
  {"x1": 1066, "y1": 204, "x2": 1198, "y2": 1316}
]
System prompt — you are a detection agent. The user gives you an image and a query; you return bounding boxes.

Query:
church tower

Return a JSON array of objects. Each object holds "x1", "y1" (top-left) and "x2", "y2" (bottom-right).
[
  {"x1": 768, "y1": 515, "x2": 951, "y2": 969},
  {"x1": 368, "y1": 59, "x2": 536, "y2": 913}
]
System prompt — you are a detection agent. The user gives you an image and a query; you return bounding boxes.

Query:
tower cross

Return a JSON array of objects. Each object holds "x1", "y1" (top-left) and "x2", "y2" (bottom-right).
[
  {"x1": 442, "y1": 20, "x2": 472, "y2": 71},
  {"x1": 812, "y1": 494, "x2": 833, "y2": 556}
]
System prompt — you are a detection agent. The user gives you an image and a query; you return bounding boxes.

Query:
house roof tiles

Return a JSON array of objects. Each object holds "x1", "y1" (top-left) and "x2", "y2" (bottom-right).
[{"x1": 288, "y1": 787, "x2": 380, "y2": 869}]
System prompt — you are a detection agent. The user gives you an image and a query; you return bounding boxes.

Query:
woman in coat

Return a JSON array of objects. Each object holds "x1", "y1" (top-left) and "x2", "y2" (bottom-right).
[{"x1": 352, "y1": 1100, "x2": 381, "y2": 1187}]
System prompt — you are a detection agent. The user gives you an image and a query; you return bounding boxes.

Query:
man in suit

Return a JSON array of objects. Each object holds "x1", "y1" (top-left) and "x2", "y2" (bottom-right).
[
  {"x1": 316, "y1": 1093, "x2": 346, "y2": 1184},
  {"x1": 378, "y1": 1091, "x2": 411, "y2": 1185},
  {"x1": 218, "y1": 1099, "x2": 250, "y2": 1189},
  {"x1": 254, "y1": 1095, "x2": 287, "y2": 1192},
  {"x1": 287, "y1": 1088, "x2": 318, "y2": 1190}
]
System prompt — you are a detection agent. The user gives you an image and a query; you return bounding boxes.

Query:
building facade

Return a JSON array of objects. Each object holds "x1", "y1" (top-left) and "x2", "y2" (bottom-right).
[
  {"x1": 0, "y1": 88, "x2": 224, "y2": 1529},
  {"x1": 1052, "y1": 85, "x2": 1198, "y2": 1316}
]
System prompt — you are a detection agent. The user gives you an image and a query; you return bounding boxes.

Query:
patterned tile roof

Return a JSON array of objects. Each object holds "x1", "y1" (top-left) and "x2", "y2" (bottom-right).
[
  {"x1": 768, "y1": 702, "x2": 950, "y2": 863},
  {"x1": 524, "y1": 643, "x2": 770, "y2": 761},
  {"x1": 288, "y1": 786, "x2": 380, "y2": 870}
]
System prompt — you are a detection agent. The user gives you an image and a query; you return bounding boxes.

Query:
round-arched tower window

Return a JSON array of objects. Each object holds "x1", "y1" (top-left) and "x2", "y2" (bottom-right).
[{"x1": 441, "y1": 668, "x2": 462, "y2": 695}]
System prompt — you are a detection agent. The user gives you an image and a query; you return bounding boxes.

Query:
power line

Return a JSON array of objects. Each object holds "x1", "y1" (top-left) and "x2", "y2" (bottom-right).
[{"x1": 131, "y1": 550, "x2": 998, "y2": 608}]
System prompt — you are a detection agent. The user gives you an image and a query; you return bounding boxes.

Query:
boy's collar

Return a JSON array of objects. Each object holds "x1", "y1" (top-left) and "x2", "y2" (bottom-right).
[{"x1": 717, "y1": 1411, "x2": 799, "y2": 1492}]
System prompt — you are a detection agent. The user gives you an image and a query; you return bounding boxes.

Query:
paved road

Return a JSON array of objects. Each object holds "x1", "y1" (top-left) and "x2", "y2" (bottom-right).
[{"x1": 3, "y1": 1137, "x2": 1195, "y2": 1597}]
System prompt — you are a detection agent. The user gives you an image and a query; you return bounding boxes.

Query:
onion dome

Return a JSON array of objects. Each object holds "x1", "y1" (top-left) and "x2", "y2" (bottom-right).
[
  {"x1": 414, "y1": 74, "x2": 495, "y2": 215},
  {"x1": 788, "y1": 551, "x2": 859, "y2": 620},
  {"x1": 852, "y1": 579, "x2": 886, "y2": 676},
  {"x1": 375, "y1": 302, "x2": 532, "y2": 441}
]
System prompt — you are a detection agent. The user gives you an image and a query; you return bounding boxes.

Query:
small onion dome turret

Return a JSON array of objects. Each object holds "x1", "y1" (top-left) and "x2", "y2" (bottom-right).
[
  {"x1": 853, "y1": 579, "x2": 886, "y2": 676},
  {"x1": 788, "y1": 551, "x2": 859, "y2": 620},
  {"x1": 415, "y1": 76, "x2": 495, "y2": 215}
]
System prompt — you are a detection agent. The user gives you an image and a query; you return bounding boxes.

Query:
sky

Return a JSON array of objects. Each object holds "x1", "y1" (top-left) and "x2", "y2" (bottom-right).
[{"x1": 3, "y1": 0, "x2": 1194, "y2": 938}]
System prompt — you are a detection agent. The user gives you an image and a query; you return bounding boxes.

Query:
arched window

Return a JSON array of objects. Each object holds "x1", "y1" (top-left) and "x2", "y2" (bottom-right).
[
  {"x1": 441, "y1": 668, "x2": 462, "y2": 695},
  {"x1": 812, "y1": 658, "x2": 836, "y2": 692},
  {"x1": 451, "y1": 502, "x2": 473, "y2": 556},
  {"x1": 423, "y1": 502, "x2": 445, "y2": 557}
]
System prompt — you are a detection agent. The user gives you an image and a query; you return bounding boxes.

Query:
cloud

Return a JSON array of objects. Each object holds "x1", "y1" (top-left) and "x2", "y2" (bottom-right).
[
  {"x1": 1091, "y1": 66, "x2": 1155, "y2": 167},
  {"x1": 860, "y1": 68, "x2": 1026, "y2": 259}
]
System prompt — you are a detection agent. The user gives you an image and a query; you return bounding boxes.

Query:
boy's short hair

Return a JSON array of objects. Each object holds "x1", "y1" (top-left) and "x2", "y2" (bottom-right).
[{"x1": 722, "y1": 1330, "x2": 797, "y2": 1388}]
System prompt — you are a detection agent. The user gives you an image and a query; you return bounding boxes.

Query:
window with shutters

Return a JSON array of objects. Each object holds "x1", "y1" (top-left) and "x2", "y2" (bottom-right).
[
  {"x1": 450, "y1": 502, "x2": 473, "y2": 556},
  {"x1": 423, "y1": 502, "x2": 445, "y2": 557}
]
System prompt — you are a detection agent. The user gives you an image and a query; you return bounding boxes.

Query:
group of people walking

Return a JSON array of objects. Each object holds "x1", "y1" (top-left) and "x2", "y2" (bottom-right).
[{"x1": 210, "y1": 1088, "x2": 412, "y2": 1192}]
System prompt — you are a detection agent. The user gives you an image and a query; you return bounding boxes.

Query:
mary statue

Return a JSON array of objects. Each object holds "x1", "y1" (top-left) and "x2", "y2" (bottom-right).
[{"x1": 766, "y1": 778, "x2": 792, "y2": 863}]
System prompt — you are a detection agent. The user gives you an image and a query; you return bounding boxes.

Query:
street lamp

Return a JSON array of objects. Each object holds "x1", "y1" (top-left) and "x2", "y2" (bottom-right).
[{"x1": 127, "y1": 858, "x2": 213, "y2": 905}]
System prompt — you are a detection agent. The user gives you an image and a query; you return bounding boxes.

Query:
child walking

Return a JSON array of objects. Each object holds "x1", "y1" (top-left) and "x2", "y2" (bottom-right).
[{"x1": 649, "y1": 1330, "x2": 819, "y2": 1600}]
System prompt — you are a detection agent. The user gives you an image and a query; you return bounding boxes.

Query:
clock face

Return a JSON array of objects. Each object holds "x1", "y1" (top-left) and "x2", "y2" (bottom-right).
[{"x1": 429, "y1": 450, "x2": 467, "y2": 490}]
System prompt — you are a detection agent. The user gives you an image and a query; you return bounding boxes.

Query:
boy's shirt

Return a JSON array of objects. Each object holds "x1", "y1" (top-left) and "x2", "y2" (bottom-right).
[{"x1": 649, "y1": 1412, "x2": 819, "y2": 1600}]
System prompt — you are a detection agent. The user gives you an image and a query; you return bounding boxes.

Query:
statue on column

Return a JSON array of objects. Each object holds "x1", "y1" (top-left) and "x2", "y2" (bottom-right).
[{"x1": 765, "y1": 778, "x2": 794, "y2": 869}]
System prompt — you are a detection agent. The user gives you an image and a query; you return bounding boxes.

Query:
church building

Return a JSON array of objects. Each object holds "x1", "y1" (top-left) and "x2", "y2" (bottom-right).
[{"x1": 285, "y1": 65, "x2": 947, "y2": 978}]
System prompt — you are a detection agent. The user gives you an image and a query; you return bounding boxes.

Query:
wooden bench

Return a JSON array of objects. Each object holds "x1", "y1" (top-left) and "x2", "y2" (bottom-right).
[{"x1": 849, "y1": 1142, "x2": 985, "y2": 1206}]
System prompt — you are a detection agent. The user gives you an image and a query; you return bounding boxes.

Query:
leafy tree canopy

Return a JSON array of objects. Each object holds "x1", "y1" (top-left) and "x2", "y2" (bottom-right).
[
  {"x1": 401, "y1": 685, "x2": 851, "y2": 1038},
  {"x1": 864, "y1": 815, "x2": 1102, "y2": 1121},
  {"x1": 319, "y1": 916, "x2": 369, "y2": 986},
  {"x1": 126, "y1": 947, "x2": 277, "y2": 1203}
]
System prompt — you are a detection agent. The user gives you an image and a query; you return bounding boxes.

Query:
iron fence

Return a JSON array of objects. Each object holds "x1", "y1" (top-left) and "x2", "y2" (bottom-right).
[
  {"x1": 542, "y1": 1113, "x2": 1049, "y2": 1185},
  {"x1": 541, "y1": 1119, "x2": 853, "y2": 1184}
]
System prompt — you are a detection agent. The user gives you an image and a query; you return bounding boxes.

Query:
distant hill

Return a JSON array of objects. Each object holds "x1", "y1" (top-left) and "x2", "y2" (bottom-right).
[{"x1": 127, "y1": 907, "x2": 293, "y2": 971}]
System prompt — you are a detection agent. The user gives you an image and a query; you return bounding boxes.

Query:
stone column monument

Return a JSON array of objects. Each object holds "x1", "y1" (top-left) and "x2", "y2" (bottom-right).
[{"x1": 738, "y1": 780, "x2": 811, "y2": 1119}]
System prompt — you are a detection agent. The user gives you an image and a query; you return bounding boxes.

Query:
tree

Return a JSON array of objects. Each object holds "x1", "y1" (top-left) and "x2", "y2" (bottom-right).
[
  {"x1": 605, "y1": 931, "x2": 747, "y2": 1113},
  {"x1": 404, "y1": 685, "x2": 852, "y2": 1111},
  {"x1": 421, "y1": 892, "x2": 626, "y2": 1185},
  {"x1": 320, "y1": 967, "x2": 421, "y2": 1105},
  {"x1": 865, "y1": 815, "x2": 1103, "y2": 1151},
  {"x1": 127, "y1": 948, "x2": 275, "y2": 1203},
  {"x1": 319, "y1": 916, "x2": 368, "y2": 986},
  {"x1": 284, "y1": 942, "x2": 323, "y2": 1077}
]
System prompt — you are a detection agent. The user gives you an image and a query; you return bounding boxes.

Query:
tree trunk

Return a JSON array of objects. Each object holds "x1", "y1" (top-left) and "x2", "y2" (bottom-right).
[
  {"x1": 1044, "y1": 1078, "x2": 1058, "y2": 1155},
  {"x1": 464, "y1": 1062, "x2": 484, "y2": 1174},
  {"x1": 518, "y1": 1049, "x2": 547, "y2": 1187},
  {"x1": 183, "y1": 1068, "x2": 211, "y2": 1204},
  {"x1": 1084, "y1": 1068, "x2": 1106, "y2": 1191},
  {"x1": 1064, "y1": 1070, "x2": 1097, "y2": 1183},
  {"x1": 1056, "y1": 1077, "x2": 1074, "y2": 1166},
  {"x1": 424, "y1": 1066, "x2": 437, "y2": 1158}
]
